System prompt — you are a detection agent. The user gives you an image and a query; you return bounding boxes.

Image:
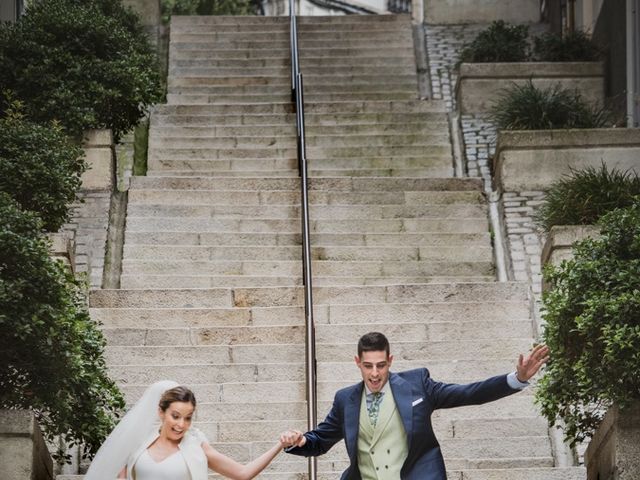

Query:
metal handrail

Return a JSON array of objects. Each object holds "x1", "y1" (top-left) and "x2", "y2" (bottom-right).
[{"x1": 289, "y1": 2, "x2": 318, "y2": 479}]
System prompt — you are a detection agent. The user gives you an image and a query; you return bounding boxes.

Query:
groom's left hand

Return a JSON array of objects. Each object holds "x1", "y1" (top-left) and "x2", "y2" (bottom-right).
[{"x1": 516, "y1": 344, "x2": 550, "y2": 382}]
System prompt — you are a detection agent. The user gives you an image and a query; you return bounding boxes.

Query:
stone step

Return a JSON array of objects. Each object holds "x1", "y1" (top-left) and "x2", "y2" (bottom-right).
[
  {"x1": 115, "y1": 381, "x2": 536, "y2": 409},
  {"x1": 150, "y1": 112, "x2": 446, "y2": 127},
  {"x1": 167, "y1": 84, "x2": 420, "y2": 96},
  {"x1": 147, "y1": 144, "x2": 452, "y2": 160},
  {"x1": 124, "y1": 217, "x2": 489, "y2": 234},
  {"x1": 150, "y1": 122, "x2": 444, "y2": 137},
  {"x1": 57, "y1": 468, "x2": 587, "y2": 480},
  {"x1": 147, "y1": 169, "x2": 300, "y2": 177},
  {"x1": 122, "y1": 245, "x2": 494, "y2": 263},
  {"x1": 108, "y1": 359, "x2": 526, "y2": 386},
  {"x1": 172, "y1": 46, "x2": 414, "y2": 59},
  {"x1": 126, "y1": 203, "x2": 487, "y2": 220},
  {"x1": 152, "y1": 100, "x2": 446, "y2": 115},
  {"x1": 171, "y1": 56, "x2": 415, "y2": 68},
  {"x1": 127, "y1": 189, "x2": 482, "y2": 206},
  {"x1": 169, "y1": 65, "x2": 416, "y2": 77},
  {"x1": 141, "y1": 417, "x2": 548, "y2": 444},
  {"x1": 122, "y1": 231, "x2": 490, "y2": 246},
  {"x1": 103, "y1": 333, "x2": 532, "y2": 360},
  {"x1": 170, "y1": 14, "x2": 409, "y2": 25},
  {"x1": 90, "y1": 283, "x2": 529, "y2": 309},
  {"x1": 145, "y1": 168, "x2": 457, "y2": 178},
  {"x1": 148, "y1": 133, "x2": 449, "y2": 149},
  {"x1": 120, "y1": 274, "x2": 496, "y2": 288},
  {"x1": 145, "y1": 159, "x2": 452, "y2": 175},
  {"x1": 90, "y1": 300, "x2": 530, "y2": 328},
  {"x1": 167, "y1": 91, "x2": 418, "y2": 103},
  {"x1": 170, "y1": 40, "x2": 413, "y2": 49},
  {"x1": 121, "y1": 259, "x2": 493, "y2": 278},
  {"x1": 166, "y1": 92, "x2": 293, "y2": 103},
  {"x1": 168, "y1": 75, "x2": 417, "y2": 86},
  {"x1": 171, "y1": 28, "x2": 412, "y2": 40}
]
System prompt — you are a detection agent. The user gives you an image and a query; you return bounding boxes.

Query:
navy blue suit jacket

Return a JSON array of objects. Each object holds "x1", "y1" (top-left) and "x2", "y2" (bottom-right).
[{"x1": 286, "y1": 369, "x2": 520, "y2": 480}]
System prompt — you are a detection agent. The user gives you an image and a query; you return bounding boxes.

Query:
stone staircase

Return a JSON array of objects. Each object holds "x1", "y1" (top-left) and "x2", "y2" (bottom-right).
[{"x1": 59, "y1": 13, "x2": 584, "y2": 480}]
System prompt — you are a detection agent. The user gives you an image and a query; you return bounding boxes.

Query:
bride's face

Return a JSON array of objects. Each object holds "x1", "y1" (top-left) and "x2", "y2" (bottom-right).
[{"x1": 159, "y1": 401, "x2": 195, "y2": 442}]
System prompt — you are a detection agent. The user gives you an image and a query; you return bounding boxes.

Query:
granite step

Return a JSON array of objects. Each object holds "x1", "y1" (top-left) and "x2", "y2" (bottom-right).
[{"x1": 90, "y1": 300, "x2": 530, "y2": 328}]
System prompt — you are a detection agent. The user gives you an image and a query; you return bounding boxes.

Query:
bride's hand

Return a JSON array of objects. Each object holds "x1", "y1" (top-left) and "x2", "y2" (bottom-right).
[{"x1": 279, "y1": 430, "x2": 306, "y2": 448}]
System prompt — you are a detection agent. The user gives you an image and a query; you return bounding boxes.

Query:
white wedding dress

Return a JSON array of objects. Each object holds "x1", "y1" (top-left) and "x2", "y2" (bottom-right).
[{"x1": 133, "y1": 449, "x2": 191, "y2": 480}]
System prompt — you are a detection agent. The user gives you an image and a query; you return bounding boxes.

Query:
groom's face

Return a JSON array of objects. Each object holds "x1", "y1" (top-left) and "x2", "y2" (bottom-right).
[{"x1": 355, "y1": 350, "x2": 393, "y2": 393}]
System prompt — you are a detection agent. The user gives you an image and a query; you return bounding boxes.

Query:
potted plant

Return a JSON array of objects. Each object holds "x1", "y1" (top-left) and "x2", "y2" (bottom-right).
[
  {"x1": 456, "y1": 22, "x2": 605, "y2": 114},
  {"x1": 491, "y1": 82, "x2": 640, "y2": 193},
  {"x1": 536, "y1": 202, "x2": 640, "y2": 479}
]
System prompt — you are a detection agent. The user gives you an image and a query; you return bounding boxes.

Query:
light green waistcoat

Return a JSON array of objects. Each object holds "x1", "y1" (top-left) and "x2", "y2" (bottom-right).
[{"x1": 357, "y1": 389, "x2": 408, "y2": 480}]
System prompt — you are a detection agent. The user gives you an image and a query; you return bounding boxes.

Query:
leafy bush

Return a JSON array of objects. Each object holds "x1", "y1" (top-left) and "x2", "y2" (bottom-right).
[
  {"x1": 0, "y1": 110, "x2": 85, "y2": 232},
  {"x1": 536, "y1": 165, "x2": 640, "y2": 232},
  {"x1": 490, "y1": 81, "x2": 610, "y2": 130},
  {"x1": 536, "y1": 201, "x2": 640, "y2": 446},
  {"x1": 162, "y1": 0, "x2": 254, "y2": 22},
  {"x1": 459, "y1": 21, "x2": 529, "y2": 63},
  {"x1": 161, "y1": 0, "x2": 199, "y2": 23},
  {"x1": 0, "y1": 0, "x2": 162, "y2": 141},
  {"x1": 197, "y1": 0, "x2": 254, "y2": 15},
  {"x1": 0, "y1": 193, "x2": 125, "y2": 460},
  {"x1": 533, "y1": 30, "x2": 602, "y2": 62}
]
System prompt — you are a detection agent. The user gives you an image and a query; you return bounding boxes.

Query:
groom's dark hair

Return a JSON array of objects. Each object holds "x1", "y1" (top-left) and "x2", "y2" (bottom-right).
[{"x1": 358, "y1": 332, "x2": 390, "y2": 358}]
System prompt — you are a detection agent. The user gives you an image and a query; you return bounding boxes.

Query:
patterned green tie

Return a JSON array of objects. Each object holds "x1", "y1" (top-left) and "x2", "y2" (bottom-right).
[{"x1": 369, "y1": 392, "x2": 383, "y2": 427}]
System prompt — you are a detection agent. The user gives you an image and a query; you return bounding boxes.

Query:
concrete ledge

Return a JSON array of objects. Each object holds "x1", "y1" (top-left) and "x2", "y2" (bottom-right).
[
  {"x1": 456, "y1": 62, "x2": 605, "y2": 114},
  {"x1": 0, "y1": 410, "x2": 53, "y2": 480},
  {"x1": 81, "y1": 129, "x2": 114, "y2": 191},
  {"x1": 48, "y1": 232, "x2": 76, "y2": 272},
  {"x1": 585, "y1": 401, "x2": 640, "y2": 480},
  {"x1": 424, "y1": 0, "x2": 539, "y2": 24},
  {"x1": 494, "y1": 128, "x2": 640, "y2": 192},
  {"x1": 541, "y1": 225, "x2": 600, "y2": 267}
]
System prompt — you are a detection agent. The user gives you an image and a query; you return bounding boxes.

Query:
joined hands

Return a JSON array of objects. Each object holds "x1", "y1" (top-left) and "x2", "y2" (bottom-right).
[{"x1": 280, "y1": 430, "x2": 306, "y2": 449}]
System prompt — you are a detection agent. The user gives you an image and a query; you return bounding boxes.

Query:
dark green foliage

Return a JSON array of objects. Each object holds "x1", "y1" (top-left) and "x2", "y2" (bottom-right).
[
  {"x1": 533, "y1": 30, "x2": 602, "y2": 62},
  {"x1": 162, "y1": 0, "x2": 254, "y2": 22},
  {"x1": 0, "y1": 111, "x2": 85, "y2": 232},
  {"x1": 536, "y1": 165, "x2": 640, "y2": 232},
  {"x1": 0, "y1": 0, "x2": 162, "y2": 141},
  {"x1": 0, "y1": 193, "x2": 125, "y2": 461},
  {"x1": 197, "y1": 0, "x2": 254, "y2": 15},
  {"x1": 536, "y1": 202, "x2": 640, "y2": 446},
  {"x1": 459, "y1": 21, "x2": 530, "y2": 63},
  {"x1": 490, "y1": 81, "x2": 610, "y2": 130}
]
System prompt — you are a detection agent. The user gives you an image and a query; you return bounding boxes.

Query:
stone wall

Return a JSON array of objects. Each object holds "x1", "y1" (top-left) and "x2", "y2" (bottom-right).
[
  {"x1": 424, "y1": 0, "x2": 540, "y2": 24},
  {"x1": 585, "y1": 402, "x2": 640, "y2": 480},
  {"x1": 0, "y1": 410, "x2": 53, "y2": 480}
]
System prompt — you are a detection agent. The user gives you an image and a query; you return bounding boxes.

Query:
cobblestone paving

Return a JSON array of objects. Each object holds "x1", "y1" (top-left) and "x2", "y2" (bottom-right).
[
  {"x1": 424, "y1": 23, "x2": 546, "y2": 318},
  {"x1": 424, "y1": 24, "x2": 485, "y2": 111}
]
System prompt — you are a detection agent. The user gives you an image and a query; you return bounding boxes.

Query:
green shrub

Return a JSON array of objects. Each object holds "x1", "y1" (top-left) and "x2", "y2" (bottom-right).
[
  {"x1": 161, "y1": 0, "x2": 199, "y2": 23},
  {"x1": 536, "y1": 201, "x2": 640, "y2": 446},
  {"x1": 0, "y1": 110, "x2": 85, "y2": 232},
  {"x1": 459, "y1": 21, "x2": 530, "y2": 63},
  {"x1": 0, "y1": 193, "x2": 125, "y2": 461},
  {"x1": 490, "y1": 81, "x2": 610, "y2": 130},
  {"x1": 197, "y1": 0, "x2": 254, "y2": 15},
  {"x1": 533, "y1": 30, "x2": 602, "y2": 62},
  {"x1": 0, "y1": 0, "x2": 162, "y2": 141},
  {"x1": 162, "y1": 0, "x2": 254, "y2": 22},
  {"x1": 536, "y1": 165, "x2": 640, "y2": 232}
]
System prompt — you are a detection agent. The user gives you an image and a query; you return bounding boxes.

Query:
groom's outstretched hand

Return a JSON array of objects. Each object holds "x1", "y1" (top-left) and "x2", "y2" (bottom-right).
[
  {"x1": 516, "y1": 344, "x2": 550, "y2": 382},
  {"x1": 280, "y1": 430, "x2": 307, "y2": 448}
]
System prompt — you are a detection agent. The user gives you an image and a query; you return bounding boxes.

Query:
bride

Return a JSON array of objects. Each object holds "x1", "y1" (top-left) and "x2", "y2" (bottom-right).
[{"x1": 85, "y1": 380, "x2": 299, "y2": 480}]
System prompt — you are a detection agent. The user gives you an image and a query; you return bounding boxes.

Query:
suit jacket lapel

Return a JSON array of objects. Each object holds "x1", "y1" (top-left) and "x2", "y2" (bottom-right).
[
  {"x1": 344, "y1": 382, "x2": 363, "y2": 463},
  {"x1": 389, "y1": 373, "x2": 413, "y2": 447}
]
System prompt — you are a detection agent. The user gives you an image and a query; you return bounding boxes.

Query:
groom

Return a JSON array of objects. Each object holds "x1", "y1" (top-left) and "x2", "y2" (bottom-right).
[{"x1": 282, "y1": 332, "x2": 549, "y2": 480}]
